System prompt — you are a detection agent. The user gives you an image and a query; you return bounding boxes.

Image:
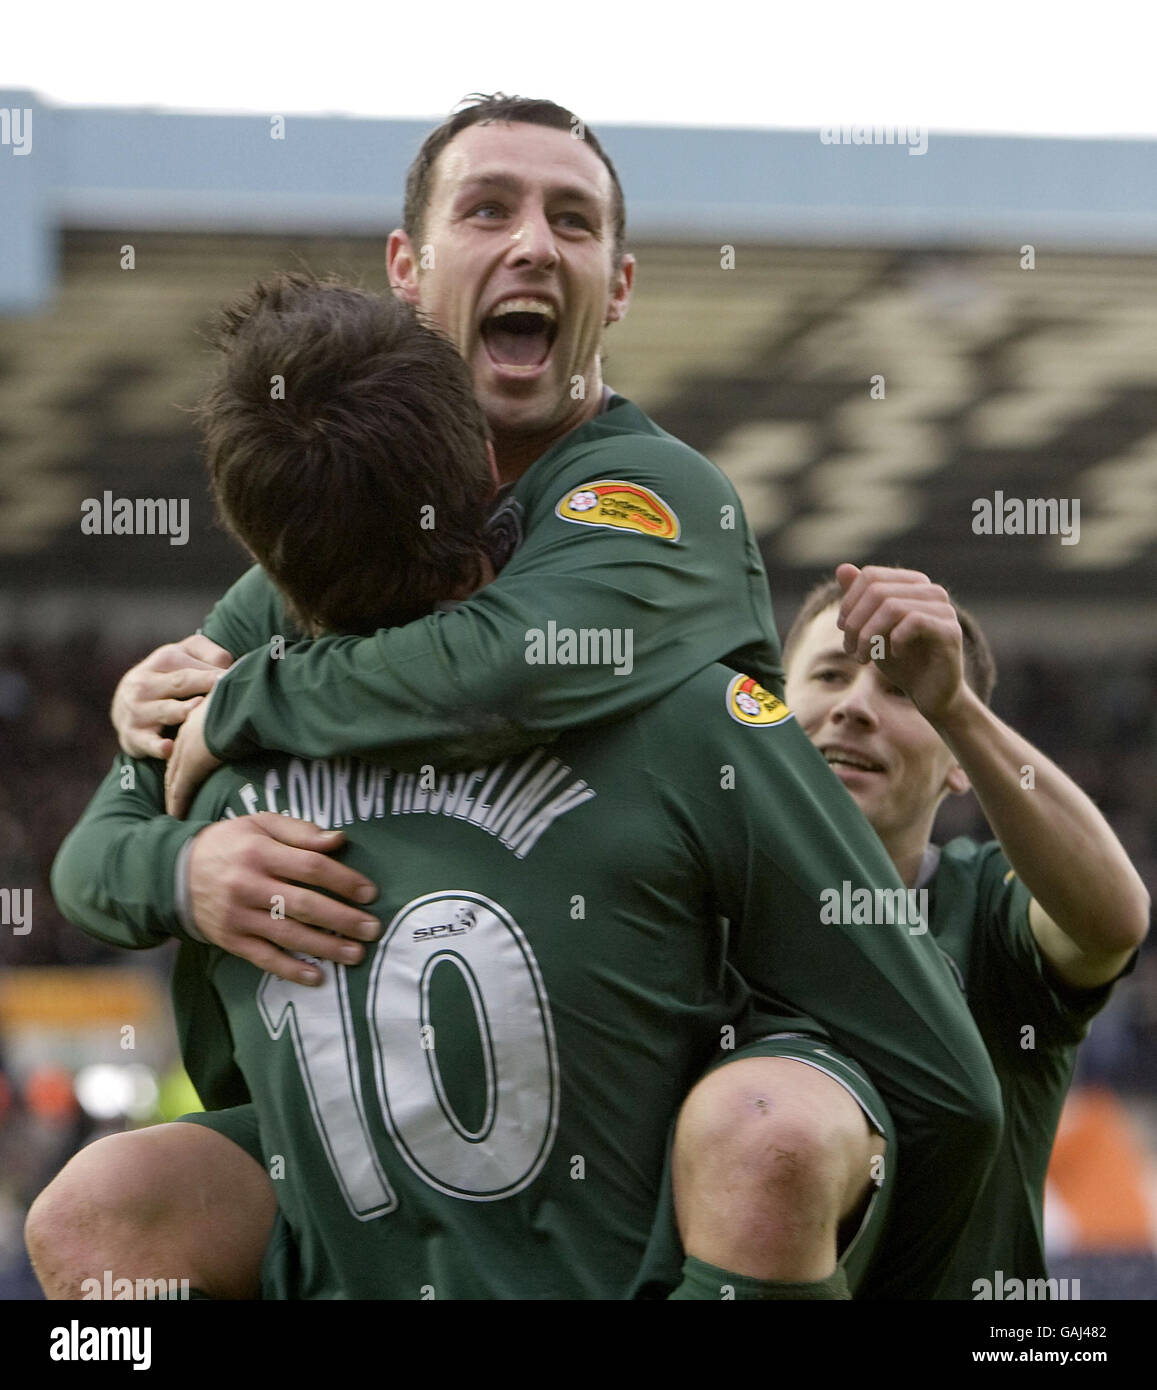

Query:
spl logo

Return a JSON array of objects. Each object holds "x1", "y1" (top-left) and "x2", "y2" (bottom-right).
[
  {"x1": 556, "y1": 480, "x2": 680, "y2": 540},
  {"x1": 726, "y1": 674, "x2": 792, "y2": 727}
]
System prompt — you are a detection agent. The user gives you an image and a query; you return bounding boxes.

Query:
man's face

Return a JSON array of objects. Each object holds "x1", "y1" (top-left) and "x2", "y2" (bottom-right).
[
  {"x1": 390, "y1": 121, "x2": 633, "y2": 440},
  {"x1": 785, "y1": 605, "x2": 967, "y2": 846}
]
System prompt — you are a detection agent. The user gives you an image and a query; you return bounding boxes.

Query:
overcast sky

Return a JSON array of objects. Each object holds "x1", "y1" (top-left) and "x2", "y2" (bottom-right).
[{"x1": 7, "y1": 1, "x2": 1157, "y2": 137}]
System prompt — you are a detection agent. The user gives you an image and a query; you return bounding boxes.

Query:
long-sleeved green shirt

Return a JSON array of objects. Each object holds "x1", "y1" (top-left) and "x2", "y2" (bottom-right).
[{"x1": 200, "y1": 393, "x2": 784, "y2": 767}]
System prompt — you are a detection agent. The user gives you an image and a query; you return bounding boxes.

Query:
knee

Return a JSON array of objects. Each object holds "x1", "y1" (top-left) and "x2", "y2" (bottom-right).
[
  {"x1": 675, "y1": 1058, "x2": 871, "y2": 1216},
  {"x1": 26, "y1": 1130, "x2": 163, "y2": 1293}
]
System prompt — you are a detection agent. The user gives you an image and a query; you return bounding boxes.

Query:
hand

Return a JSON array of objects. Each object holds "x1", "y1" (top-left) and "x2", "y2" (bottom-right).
[
  {"x1": 165, "y1": 693, "x2": 222, "y2": 818},
  {"x1": 111, "y1": 635, "x2": 232, "y2": 759},
  {"x1": 187, "y1": 815, "x2": 381, "y2": 985},
  {"x1": 834, "y1": 563, "x2": 966, "y2": 724}
]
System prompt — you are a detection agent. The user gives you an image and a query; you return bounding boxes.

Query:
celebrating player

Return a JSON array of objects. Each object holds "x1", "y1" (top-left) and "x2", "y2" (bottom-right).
[
  {"x1": 33, "y1": 94, "x2": 1002, "y2": 1298},
  {"x1": 746, "y1": 566, "x2": 1147, "y2": 1295}
]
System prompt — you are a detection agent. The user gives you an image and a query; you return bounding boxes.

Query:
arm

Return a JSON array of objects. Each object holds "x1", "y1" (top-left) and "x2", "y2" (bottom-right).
[
  {"x1": 51, "y1": 755, "x2": 209, "y2": 950},
  {"x1": 52, "y1": 750, "x2": 384, "y2": 985},
  {"x1": 932, "y1": 690, "x2": 1148, "y2": 988},
  {"x1": 838, "y1": 563, "x2": 1150, "y2": 990},
  {"x1": 201, "y1": 439, "x2": 782, "y2": 767}
]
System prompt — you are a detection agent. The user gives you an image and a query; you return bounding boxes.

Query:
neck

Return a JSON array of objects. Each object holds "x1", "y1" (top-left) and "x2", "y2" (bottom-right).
[
  {"x1": 492, "y1": 386, "x2": 608, "y2": 485},
  {"x1": 493, "y1": 430, "x2": 563, "y2": 484},
  {"x1": 881, "y1": 816, "x2": 938, "y2": 888}
]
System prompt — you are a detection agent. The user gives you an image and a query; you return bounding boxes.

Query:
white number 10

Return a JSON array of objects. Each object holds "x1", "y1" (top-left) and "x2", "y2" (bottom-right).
[{"x1": 258, "y1": 891, "x2": 560, "y2": 1220}]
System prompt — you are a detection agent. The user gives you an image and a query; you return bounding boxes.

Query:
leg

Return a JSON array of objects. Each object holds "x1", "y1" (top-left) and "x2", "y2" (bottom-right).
[
  {"x1": 672, "y1": 1056, "x2": 885, "y2": 1282},
  {"x1": 25, "y1": 1119, "x2": 275, "y2": 1300}
]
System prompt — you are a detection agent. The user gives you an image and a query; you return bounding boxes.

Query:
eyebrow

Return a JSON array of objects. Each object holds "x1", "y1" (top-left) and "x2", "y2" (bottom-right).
[
  {"x1": 810, "y1": 647, "x2": 855, "y2": 665},
  {"x1": 453, "y1": 172, "x2": 601, "y2": 206}
]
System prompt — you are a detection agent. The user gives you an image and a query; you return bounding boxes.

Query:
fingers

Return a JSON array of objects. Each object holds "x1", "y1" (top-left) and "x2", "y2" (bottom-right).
[
  {"x1": 227, "y1": 909, "x2": 371, "y2": 980},
  {"x1": 250, "y1": 815, "x2": 377, "y2": 907},
  {"x1": 837, "y1": 568, "x2": 953, "y2": 662},
  {"x1": 140, "y1": 696, "x2": 205, "y2": 731},
  {"x1": 164, "y1": 746, "x2": 194, "y2": 820},
  {"x1": 136, "y1": 667, "x2": 224, "y2": 701},
  {"x1": 131, "y1": 732, "x2": 175, "y2": 760},
  {"x1": 178, "y1": 633, "x2": 234, "y2": 670},
  {"x1": 187, "y1": 820, "x2": 381, "y2": 987},
  {"x1": 112, "y1": 641, "x2": 228, "y2": 757},
  {"x1": 845, "y1": 593, "x2": 954, "y2": 664},
  {"x1": 236, "y1": 938, "x2": 324, "y2": 987}
]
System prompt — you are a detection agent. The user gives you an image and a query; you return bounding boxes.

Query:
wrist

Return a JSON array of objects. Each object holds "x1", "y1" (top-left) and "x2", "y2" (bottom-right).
[{"x1": 923, "y1": 680, "x2": 985, "y2": 741}]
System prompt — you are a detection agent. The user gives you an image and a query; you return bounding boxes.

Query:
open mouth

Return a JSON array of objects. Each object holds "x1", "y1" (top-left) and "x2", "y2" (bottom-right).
[
  {"x1": 823, "y1": 749, "x2": 886, "y2": 774},
  {"x1": 480, "y1": 299, "x2": 558, "y2": 370}
]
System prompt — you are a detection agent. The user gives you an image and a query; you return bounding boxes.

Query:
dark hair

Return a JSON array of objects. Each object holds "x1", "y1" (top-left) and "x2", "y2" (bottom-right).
[
  {"x1": 403, "y1": 92, "x2": 627, "y2": 266},
  {"x1": 783, "y1": 576, "x2": 997, "y2": 705},
  {"x1": 196, "y1": 270, "x2": 494, "y2": 636}
]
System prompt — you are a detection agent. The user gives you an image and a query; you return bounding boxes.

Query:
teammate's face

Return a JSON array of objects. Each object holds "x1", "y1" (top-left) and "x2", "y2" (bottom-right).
[
  {"x1": 389, "y1": 121, "x2": 633, "y2": 445},
  {"x1": 786, "y1": 606, "x2": 967, "y2": 853}
]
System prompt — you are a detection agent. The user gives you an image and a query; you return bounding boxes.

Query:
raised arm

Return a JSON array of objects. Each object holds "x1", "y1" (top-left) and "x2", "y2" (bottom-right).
[{"x1": 836, "y1": 563, "x2": 1150, "y2": 989}]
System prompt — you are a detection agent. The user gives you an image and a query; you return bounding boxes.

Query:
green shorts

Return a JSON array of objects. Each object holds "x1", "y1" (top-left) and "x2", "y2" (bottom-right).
[
  {"x1": 178, "y1": 1103, "x2": 263, "y2": 1166},
  {"x1": 629, "y1": 1032, "x2": 895, "y2": 1298},
  {"x1": 177, "y1": 1104, "x2": 299, "y2": 1299}
]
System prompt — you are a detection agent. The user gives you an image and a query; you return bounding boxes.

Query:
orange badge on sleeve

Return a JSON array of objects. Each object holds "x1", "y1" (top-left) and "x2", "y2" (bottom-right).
[
  {"x1": 726, "y1": 674, "x2": 793, "y2": 727},
  {"x1": 555, "y1": 480, "x2": 680, "y2": 540}
]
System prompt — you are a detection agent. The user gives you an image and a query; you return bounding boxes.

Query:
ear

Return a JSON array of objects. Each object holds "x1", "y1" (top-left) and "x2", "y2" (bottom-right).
[
  {"x1": 604, "y1": 253, "x2": 635, "y2": 326},
  {"x1": 944, "y1": 760, "x2": 971, "y2": 798},
  {"x1": 386, "y1": 229, "x2": 422, "y2": 305}
]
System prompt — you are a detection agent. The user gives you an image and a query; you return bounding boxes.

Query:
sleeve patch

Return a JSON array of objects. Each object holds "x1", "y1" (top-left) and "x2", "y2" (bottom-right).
[
  {"x1": 727, "y1": 673, "x2": 793, "y2": 727},
  {"x1": 555, "y1": 480, "x2": 680, "y2": 541}
]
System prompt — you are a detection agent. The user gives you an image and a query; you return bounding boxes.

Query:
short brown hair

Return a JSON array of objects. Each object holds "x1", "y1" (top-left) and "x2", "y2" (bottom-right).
[
  {"x1": 783, "y1": 576, "x2": 997, "y2": 705},
  {"x1": 404, "y1": 92, "x2": 627, "y2": 266},
  {"x1": 197, "y1": 270, "x2": 494, "y2": 636}
]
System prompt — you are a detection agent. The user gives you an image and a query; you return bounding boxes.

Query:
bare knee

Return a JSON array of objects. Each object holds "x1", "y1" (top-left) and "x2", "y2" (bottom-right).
[
  {"x1": 672, "y1": 1057, "x2": 879, "y2": 1279},
  {"x1": 26, "y1": 1122, "x2": 275, "y2": 1300}
]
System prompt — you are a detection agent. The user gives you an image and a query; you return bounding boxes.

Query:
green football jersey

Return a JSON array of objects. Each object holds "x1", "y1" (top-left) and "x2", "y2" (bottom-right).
[
  {"x1": 52, "y1": 394, "x2": 784, "y2": 986},
  {"x1": 925, "y1": 839, "x2": 1122, "y2": 1299},
  {"x1": 56, "y1": 663, "x2": 1000, "y2": 1298},
  {"x1": 198, "y1": 393, "x2": 785, "y2": 767}
]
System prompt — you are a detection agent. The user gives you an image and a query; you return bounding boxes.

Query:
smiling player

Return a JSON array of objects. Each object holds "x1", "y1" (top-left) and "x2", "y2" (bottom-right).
[{"x1": 772, "y1": 565, "x2": 1149, "y2": 1295}]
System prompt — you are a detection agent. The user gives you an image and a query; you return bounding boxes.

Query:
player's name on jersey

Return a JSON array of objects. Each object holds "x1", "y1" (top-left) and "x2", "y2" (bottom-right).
[{"x1": 225, "y1": 749, "x2": 596, "y2": 861}]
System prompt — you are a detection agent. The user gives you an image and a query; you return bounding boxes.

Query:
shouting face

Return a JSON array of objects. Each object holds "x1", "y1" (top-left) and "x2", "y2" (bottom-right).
[{"x1": 389, "y1": 120, "x2": 634, "y2": 470}]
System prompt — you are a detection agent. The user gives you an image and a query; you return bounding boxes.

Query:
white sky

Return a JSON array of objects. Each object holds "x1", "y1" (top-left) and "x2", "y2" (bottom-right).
[{"x1": 7, "y1": 1, "x2": 1157, "y2": 137}]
